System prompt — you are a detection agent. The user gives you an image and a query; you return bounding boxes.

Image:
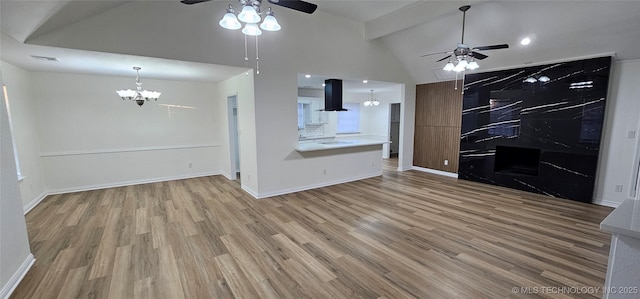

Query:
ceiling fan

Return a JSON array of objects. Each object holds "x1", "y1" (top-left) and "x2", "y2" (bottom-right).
[
  {"x1": 422, "y1": 5, "x2": 508, "y2": 72},
  {"x1": 180, "y1": 0, "x2": 317, "y2": 14}
]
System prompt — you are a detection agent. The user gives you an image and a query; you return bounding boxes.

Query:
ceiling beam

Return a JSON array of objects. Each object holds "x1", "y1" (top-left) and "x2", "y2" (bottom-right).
[{"x1": 364, "y1": 1, "x2": 485, "y2": 41}]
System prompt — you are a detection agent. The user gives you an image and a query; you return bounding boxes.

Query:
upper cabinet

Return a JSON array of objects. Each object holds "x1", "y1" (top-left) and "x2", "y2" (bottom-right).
[{"x1": 298, "y1": 97, "x2": 327, "y2": 124}]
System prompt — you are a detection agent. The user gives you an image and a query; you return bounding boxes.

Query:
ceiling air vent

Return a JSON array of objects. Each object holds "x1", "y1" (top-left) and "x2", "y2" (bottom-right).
[{"x1": 30, "y1": 55, "x2": 60, "y2": 62}]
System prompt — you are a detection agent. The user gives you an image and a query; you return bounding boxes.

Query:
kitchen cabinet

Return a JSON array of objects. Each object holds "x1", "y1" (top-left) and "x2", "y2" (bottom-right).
[{"x1": 298, "y1": 97, "x2": 327, "y2": 124}]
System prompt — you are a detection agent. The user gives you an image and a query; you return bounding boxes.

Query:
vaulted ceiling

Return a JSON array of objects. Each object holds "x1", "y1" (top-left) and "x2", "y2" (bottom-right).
[{"x1": 2, "y1": 0, "x2": 640, "y2": 84}]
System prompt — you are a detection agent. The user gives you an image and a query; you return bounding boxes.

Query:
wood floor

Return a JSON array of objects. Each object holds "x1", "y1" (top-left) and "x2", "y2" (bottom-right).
[{"x1": 12, "y1": 159, "x2": 614, "y2": 298}]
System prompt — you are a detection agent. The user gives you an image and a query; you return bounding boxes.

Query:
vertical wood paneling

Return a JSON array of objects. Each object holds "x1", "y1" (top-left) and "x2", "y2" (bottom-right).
[{"x1": 413, "y1": 81, "x2": 463, "y2": 172}]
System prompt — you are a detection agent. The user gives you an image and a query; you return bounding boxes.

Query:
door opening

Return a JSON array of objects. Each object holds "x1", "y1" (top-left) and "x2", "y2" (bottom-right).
[
  {"x1": 389, "y1": 103, "x2": 401, "y2": 159},
  {"x1": 227, "y1": 96, "x2": 240, "y2": 180}
]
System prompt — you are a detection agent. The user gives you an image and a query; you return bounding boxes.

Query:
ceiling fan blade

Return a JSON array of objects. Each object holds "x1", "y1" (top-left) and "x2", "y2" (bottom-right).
[
  {"x1": 473, "y1": 44, "x2": 509, "y2": 51},
  {"x1": 436, "y1": 55, "x2": 452, "y2": 62},
  {"x1": 180, "y1": 0, "x2": 211, "y2": 5},
  {"x1": 470, "y1": 51, "x2": 488, "y2": 60},
  {"x1": 420, "y1": 51, "x2": 451, "y2": 58},
  {"x1": 268, "y1": 0, "x2": 317, "y2": 14}
]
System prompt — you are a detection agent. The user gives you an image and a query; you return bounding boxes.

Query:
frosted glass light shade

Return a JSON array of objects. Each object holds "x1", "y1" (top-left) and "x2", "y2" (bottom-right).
[
  {"x1": 467, "y1": 61, "x2": 479, "y2": 70},
  {"x1": 219, "y1": 12, "x2": 241, "y2": 30},
  {"x1": 141, "y1": 90, "x2": 161, "y2": 100},
  {"x1": 538, "y1": 75, "x2": 550, "y2": 82},
  {"x1": 116, "y1": 89, "x2": 136, "y2": 99},
  {"x1": 453, "y1": 63, "x2": 466, "y2": 72},
  {"x1": 260, "y1": 15, "x2": 281, "y2": 31},
  {"x1": 363, "y1": 100, "x2": 372, "y2": 107},
  {"x1": 457, "y1": 59, "x2": 468, "y2": 69},
  {"x1": 443, "y1": 62, "x2": 455, "y2": 71},
  {"x1": 372, "y1": 100, "x2": 380, "y2": 106},
  {"x1": 242, "y1": 23, "x2": 262, "y2": 36},
  {"x1": 238, "y1": 5, "x2": 260, "y2": 23}
]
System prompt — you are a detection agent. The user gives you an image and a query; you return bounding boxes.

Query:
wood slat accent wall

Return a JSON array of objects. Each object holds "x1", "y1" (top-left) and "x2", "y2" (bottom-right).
[{"x1": 413, "y1": 81, "x2": 463, "y2": 173}]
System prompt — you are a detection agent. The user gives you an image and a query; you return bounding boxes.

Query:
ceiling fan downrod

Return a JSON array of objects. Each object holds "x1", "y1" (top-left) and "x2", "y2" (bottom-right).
[{"x1": 459, "y1": 5, "x2": 470, "y2": 44}]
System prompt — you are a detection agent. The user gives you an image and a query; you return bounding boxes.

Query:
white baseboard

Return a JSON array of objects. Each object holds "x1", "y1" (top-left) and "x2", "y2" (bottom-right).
[
  {"x1": 593, "y1": 198, "x2": 622, "y2": 208},
  {"x1": 412, "y1": 166, "x2": 459, "y2": 178},
  {"x1": 0, "y1": 254, "x2": 35, "y2": 299},
  {"x1": 23, "y1": 191, "x2": 48, "y2": 215},
  {"x1": 241, "y1": 184, "x2": 260, "y2": 199},
  {"x1": 250, "y1": 171, "x2": 382, "y2": 199}
]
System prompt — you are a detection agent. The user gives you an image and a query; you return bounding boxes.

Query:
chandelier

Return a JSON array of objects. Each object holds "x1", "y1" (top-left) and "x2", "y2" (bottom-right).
[
  {"x1": 116, "y1": 67, "x2": 161, "y2": 107},
  {"x1": 219, "y1": 0, "x2": 282, "y2": 74},
  {"x1": 363, "y1": 90, "x2": 380, "y2": 107}
]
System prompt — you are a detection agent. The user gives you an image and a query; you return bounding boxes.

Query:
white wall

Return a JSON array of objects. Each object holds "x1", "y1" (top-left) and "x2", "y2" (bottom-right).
[
  {"x1": 595, "y1": 59, "x2": 640, "y2": 206},
  {"x1": 216, "y1": 71, "x2": 259, "y2": 194},
  {"x1": 30, "y1": 71, "x2": 222, "y2": 192},
  {"x1": 0, "y1": 62, "x2": 46, "y2": 209},
  {"x1": 25, "y1": 1, "x2": 417, "y2": 197},
  {"x1": 0, "y1": 69, "x2": 33, "y2": 299}
]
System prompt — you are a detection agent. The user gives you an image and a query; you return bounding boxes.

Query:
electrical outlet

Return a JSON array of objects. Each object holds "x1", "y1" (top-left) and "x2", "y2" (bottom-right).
[
  {"x1": 628, "y1": 130, "x2": 636, "y2": 139},
  {"x1": 615, "y1": 184, "x2": 623, "y2": 192},
  {"x1": 444, "y1": 159, "x2": 449, "y2": 166},
  {"x1": 323, "y1": 169, "x2": 327, "y2": 175}
]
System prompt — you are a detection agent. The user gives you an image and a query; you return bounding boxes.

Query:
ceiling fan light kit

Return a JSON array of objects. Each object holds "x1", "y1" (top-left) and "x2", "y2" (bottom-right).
[
  {"x1": 182, "y1": 0, "x2": 316, "y2": 74},
  {"x1": 422, "y1": 5, "x2": 509, "y2": 93}
]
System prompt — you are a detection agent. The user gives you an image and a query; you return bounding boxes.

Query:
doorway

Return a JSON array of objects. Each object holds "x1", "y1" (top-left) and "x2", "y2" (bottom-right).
[
  {"x1": 227, "y1": 95, "x2": 240, "y2": 180},
  {"x1": 389, "y1": 103, "x2": 401, "y2": 158}
]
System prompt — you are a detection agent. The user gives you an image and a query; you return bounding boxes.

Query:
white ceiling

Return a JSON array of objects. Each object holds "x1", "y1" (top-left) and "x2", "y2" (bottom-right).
[{"x1": 2, "y1": 0, "x2": 640, "y2": 84}]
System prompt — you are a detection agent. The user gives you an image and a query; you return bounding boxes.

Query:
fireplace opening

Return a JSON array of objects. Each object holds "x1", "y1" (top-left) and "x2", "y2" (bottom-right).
[{"x1": 494, "y1": 145, "x2": 541, "y2": 176}]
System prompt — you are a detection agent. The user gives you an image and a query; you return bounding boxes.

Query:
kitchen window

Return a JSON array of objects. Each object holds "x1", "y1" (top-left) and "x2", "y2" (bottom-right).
[{"x1": 337, "y1": 102, "x2": 360, "y2": 134}]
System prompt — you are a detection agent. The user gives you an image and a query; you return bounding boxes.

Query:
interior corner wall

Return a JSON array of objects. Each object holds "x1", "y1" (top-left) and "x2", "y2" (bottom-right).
[
  {"x1": 0, "y1": 61, "x2": 46, "y2": 208},
  {"x1": 216, "y1": 71, "x2": 259, "y2": 194},
  {"x1": 413, "y1": 81, "x2": 463, "y2": 173},
  {"x1": 0, "y1": 69, "x2": 32, "y2": 299},
  {"x1": 594, "y1": 59, "x2": 640, "y2": 206},
  {"x1": 29, "y1": 71, "x2": 223, "y2": 193}
]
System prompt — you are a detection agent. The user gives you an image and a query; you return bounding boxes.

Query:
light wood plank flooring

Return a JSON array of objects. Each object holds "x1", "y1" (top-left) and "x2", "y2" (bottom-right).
[{"x1": 12, "y1": 159, "x2": 613, "y2": 298}]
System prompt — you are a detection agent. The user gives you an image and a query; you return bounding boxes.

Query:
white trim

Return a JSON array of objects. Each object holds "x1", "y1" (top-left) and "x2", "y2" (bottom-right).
[
  {"x1": 241, "y1": 184, "x2": 260, "y2": 199},
  {"x1": 46, "y1": 172, "x2": 220, "y2": 195},
  {"x1": 593, "y1": 197, "x2": 624, "y2": 208},
  {"x1": 40, "y1": 144, "x2": 219, "y2": 157},
  {"x1": 248, "y1": 171, "x2": 383, "y2": 199},
  {"x1": 412, "y1": 166, "x2": 459, "y2": 178},
  {"x1": 0, "y1": 254, "x2": 35, "y2": 299},
  {"x1": 23, "y1": 191, "x2": 48, "y2": 215}
]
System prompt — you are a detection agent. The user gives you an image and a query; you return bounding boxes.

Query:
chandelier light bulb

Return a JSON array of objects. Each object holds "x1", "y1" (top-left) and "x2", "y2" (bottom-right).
[
  {"x1": 219, "y1": 9, "x2": 241, "y2": 30},
  {"x1": 453, "y1": 62, "x2": 466, "y2": 72},
  {"x1": 364, "y1": 100, "x2": 372, "y2": 107},
  {"x1": 238, "y1": 5, "x2": 261, "y2": 24},
  {"x1": 467, "y1": 60, "x2": 479, "y2": 70},
  {"x1": 538, "y1": 75, "x2": 551, "y2": 83},
  {"x1": 242, "y1": 23, "x2": 262, "y2": 36},
  {"x1": 372, "y1": 99, "x2": 380, "y2": 106}
]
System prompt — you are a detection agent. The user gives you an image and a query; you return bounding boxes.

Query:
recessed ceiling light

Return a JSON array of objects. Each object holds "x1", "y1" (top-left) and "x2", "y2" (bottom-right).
[
  {"x1": 363, "y1": 80, "x2": 368, "y2": 84},
  {"x1": 30, "y1": 55, "x2": 60, "y2": 62},
  {"x1": 520, "y1": 37, "x2": 531, "y2": 46},
  {"x1": 305, "y1": 74, "x2": 311, "y2": 78}
]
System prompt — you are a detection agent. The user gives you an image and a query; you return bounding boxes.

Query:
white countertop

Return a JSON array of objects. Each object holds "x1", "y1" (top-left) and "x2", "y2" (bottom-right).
[
  {"x1": 296, "y1": 139, "x2": 389, "y2": 152},
  {"x1": 600, "y1": 199, "x2": 640, "y2": 239}
]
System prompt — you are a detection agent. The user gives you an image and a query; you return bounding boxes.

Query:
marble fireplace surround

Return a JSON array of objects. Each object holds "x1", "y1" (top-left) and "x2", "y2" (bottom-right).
[{"x1": 458, "y1": 56, "x2": 612, "y2": 203}]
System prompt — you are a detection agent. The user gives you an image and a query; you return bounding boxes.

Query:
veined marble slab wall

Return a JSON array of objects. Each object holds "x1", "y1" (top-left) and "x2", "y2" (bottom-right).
[{"x1": 459, "y1": 56, "x2": 612, "y2": 203}]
